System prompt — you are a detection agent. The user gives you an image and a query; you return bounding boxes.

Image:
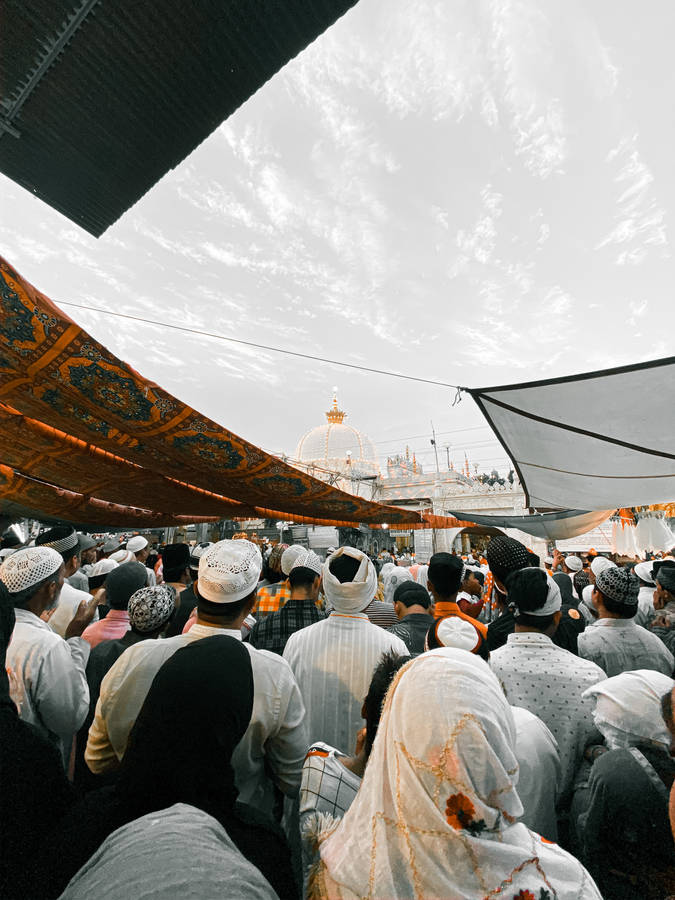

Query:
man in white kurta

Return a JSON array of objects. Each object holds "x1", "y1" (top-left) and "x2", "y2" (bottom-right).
[
  {"x1": 1, "y1": 546, "x2": 92, "y2": 764},
  {"x1": 35, "y1": 526, "x2": 97, "y2": 639},
  {"x1": 86, "y1": 542, "x2": 307, "y2": 816},
  {"x1": 283, "y1": 547, "x2": 408, "y2": 754}
]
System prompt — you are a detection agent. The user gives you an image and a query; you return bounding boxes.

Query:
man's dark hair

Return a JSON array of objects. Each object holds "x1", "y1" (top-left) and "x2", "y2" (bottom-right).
[
  {"x1": 504, "y1": 568, "x2": 557, "y2": 632},
  {"x1": 427, "y1": 553, "x2": 464, "y2": 597},
  {"x1": 163, "y1": 564, "x2": 189, "y2": 584},
  {"x1": 363, "y1": 652, "x2": 411, "y2": 755},
  {"x1": 393, "y1": 581, "x2": 430, "y2": 610},
  {"x1": 11, "y1": 569, "x2": 62, "y2": 610},
  {"x1": 596, "y1": 590, "x2": 637, "y2": 619},
  {"x1": 196, "y1": 587, "x2": 255, "y2": 624},
  {"x1": 526, "y1": 551, "x2": 540, "y2": 568},
  {"x1": 289, "y1": 566, "x2": 319, "y2": 590},
  {"x1": 329, "y1": 554, "x2": 361, "y2": 584}
]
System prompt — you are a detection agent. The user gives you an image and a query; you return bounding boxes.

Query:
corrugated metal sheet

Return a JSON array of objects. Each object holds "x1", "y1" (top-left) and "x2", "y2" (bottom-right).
[{"x1": 0, "y1": 0, "x2": 359, "y2": 236}]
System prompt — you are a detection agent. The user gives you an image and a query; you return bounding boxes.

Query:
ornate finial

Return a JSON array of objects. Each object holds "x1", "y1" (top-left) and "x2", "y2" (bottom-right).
[
  {"x1": 412, "y1": 452, "x2": 417, "y2": 474},
  {"x1": 326, "y1": 389, "x2": 346, "y2": 424}
]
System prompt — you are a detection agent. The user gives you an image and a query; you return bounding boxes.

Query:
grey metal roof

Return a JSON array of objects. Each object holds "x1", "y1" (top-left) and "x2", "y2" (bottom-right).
[{"x1": 0, "y1": 0, "x2": 358, "y2": 236}]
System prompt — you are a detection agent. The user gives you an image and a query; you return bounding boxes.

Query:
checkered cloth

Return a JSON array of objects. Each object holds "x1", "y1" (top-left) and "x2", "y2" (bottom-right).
[
  {"x1": 254, "y1": 580, "x2": 291, "y2": 616},
  {"x1": 248, "y1": 598, "x2": 326, "y2": 655}
]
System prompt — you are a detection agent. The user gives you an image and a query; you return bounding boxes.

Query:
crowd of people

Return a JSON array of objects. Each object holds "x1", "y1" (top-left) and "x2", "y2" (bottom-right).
[{"x1": 1, "y1": 523, "x2": 675, "y2": 898}]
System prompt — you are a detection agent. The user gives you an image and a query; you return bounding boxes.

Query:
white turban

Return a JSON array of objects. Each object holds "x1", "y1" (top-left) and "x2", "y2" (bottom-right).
[{"x1": 323, "y1": 547, "x2": 377, "y2": 614}]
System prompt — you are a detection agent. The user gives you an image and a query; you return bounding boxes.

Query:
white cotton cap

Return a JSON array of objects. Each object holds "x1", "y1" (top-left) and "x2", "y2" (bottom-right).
[
  {"x1": 190, "y1": 541, "x2": 213, "y2": 567},
  {"x1": 591, "y1": 556, "x2": 615, "y2": 577},
  {"x1": 281, "y1": 544, "x2": 306, "y2": 576},
  {"x1": 291, "y1": 550, "x2": 322, "y2": 576},
  {"x1": 0, "y1": 546, "x2": 63, "y2": 594},
  {"x1": 544, "y1": 556, "x2": 554, "y2": 566},
  {"x1": 0, "y1": 547, "x2": 17, "y2": 560},
  {"x1": 198, "y1": 539, "x2": 262, "y2": 604},
  {"x1": 434, "y1": 616, "x2": 482, "y2": 653},
  {"x1": 91, "y1": 558, "x2": 119, "y2": 577},
  {"x1": 634, "y1": 561, "x2": 654, "y2": 584},
  {"x1": 127, "y1": 535, "x2": 149, "y2": 553},
  {"x1": 565, "y1": 556, "x2": 583, "y2": 573},
  {"x1": 110, "y1": 549, "x2": 136, "y2": 565}
]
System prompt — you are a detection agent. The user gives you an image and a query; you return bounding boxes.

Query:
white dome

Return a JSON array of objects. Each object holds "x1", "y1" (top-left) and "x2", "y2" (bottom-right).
[{"x1": 295, "y1": 397, "x2": 380, "y2": 480}]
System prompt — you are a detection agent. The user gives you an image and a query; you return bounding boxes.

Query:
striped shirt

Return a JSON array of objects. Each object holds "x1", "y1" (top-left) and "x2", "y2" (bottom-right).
[
  {"x1": 283, "y1": 612, "x2": 408, "y2": 752},
  {"x1": 364, "y1": 599, "x2": 399, "y2": 628}
]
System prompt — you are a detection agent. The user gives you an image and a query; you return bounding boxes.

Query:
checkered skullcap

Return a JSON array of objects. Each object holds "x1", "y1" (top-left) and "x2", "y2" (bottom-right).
[
  {"x1": 596, "y1": 566, "x2": 639, "y2": 607},
  {"x1": 0, "y1": 546, "x2": 63, "y2": 594},
  {"x1": 656, "y1": 563, "x2": 675, "y2": 594},
  {"x1": 128, "y1": 584, "x2": 176, "y2": 632},
  {"x1": 198, "y1": 539, "x2": 262, "y2": 604},
  {"x1": 485, "y1": 535, "x2": 531, "y2": 577},
  {"x1": 291, "y1": 550, "x2": 322, "y2": 576}
]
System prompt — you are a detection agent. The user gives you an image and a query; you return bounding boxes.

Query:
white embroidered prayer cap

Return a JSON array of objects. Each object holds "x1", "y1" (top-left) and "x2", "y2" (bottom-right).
[
  {"x1": 591, "y1": 556, "x2": 615, "y2": 578},
  {"x1": 280, "y1": 544, "x2": 306, "y2": 576},
  {"x1": 91, "y1": 558, "x2": 119, "y2": 577},
  {"x1": 0, "y1": 546, "x2": 63, "y2": 594},
  {"x1": 110, "y1": 549, "x2": 135, "y2": 565},
  {"x1": 564, "y1": 555, "x2": 583, "y2": 573},
  {"x1": 127, "y1": 535, "x2": 149, "y2": 553},
  {"x1": 198, "y1": 539, "x2": 262, "y2": 604},
  {"x1": 291, "y1": 550, "x2": 322, "y2": 577},
  {"x1": 634, "y1": 561, "x2": 654, "y2": 584},
  {"x1": 189, "y1": 541, "x2": 213, "y2": 568}
]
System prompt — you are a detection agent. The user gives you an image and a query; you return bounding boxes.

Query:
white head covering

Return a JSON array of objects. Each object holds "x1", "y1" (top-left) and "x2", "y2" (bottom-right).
[
  {"x1": 379, "y1": 562, "x2": 396, "y2": 580},
  {"x1": 383, "y1": 566, "x2": 413, "y2": 605},
  {"x1": 0, "y1": 547, "x2": 17, "y2": 560},
  {"x1": 415, "y1": 564, "x2": 429, "y2": 590},
  {"x1": 91, "y1": 558, "x2": 119, "y2": 577},
  {"x1": 0, "y1": 546, "x2": 62, "y2": 594},
  {"x1": 322, "y1": 547, "x2": 377, "y2": 614},
  {"x1": 583, "y1": 670, "x2": 674, "y2": 751},
  {"x1": 314, "y1": 649, "x2": 597, "y2": 899},
  {"x1": 110, "y1": 549, "x2": 135, "y2": 565},
  {"x1": 510, "y1": 575, "x2": 562, "y2": 618},
  {"x1": 280, "y1": 544, "x2": 306, "y2": 577},
  {"x1": 198, "y1": 540, "x2": 262, "y2": 604},
  {"x1": 634, "y1": 561, "x2": 655, "y2": 584},
  {"x1": 126, "y1": 535, "x2": 148, "y2": 554},
  {"x1": 291, "y1": 550, "x2": 322, "y2": 577},
  {"x1": 591, "y1": 556, "x2": 615, "y2": 578},
  {"x1": 564, "y1": 555, "x2": 583, "y2": 573}
]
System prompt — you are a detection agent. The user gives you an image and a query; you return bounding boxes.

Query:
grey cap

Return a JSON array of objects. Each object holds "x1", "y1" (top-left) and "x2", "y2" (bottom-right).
[
  {"x1": 77, "y1": 533, "x2": 97, "y2": 551},
  {"x1": 105, "y1": 561, "x2": 149, "y2": 609}
]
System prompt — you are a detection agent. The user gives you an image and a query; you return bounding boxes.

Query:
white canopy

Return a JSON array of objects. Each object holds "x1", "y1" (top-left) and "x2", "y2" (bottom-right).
[{"x1": 470, "y1": 356, "x2": 675, "y2": 511}]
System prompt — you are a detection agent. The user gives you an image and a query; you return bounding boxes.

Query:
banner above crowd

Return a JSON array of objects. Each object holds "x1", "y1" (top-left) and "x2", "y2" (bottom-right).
[{"x1": 0, "y1": 257, "x2": 469, "y2": 530}]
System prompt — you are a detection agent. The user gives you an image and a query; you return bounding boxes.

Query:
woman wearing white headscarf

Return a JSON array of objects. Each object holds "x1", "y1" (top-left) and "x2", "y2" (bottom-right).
[
  {"x1": 382, "y1": 566, "x2": 413, "y2": 605},
  {"x1": 309, "y1": 649, "x2": 601, "y2": 900},
  {"x1": 574, "y1": 670, "x2": 675, "y2": 900}
]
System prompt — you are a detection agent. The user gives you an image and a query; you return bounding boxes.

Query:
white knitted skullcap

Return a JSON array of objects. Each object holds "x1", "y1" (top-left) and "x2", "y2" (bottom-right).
[
  {"x1": 291, "y1": 550, "x2": 323, "y2": 577},
  {"x1": 127, "y1": 535, "x2": 148, "y2": 553},
  {"x1": 0, "y1": 546, "x2": 63, "y2": 594},
  {"x1": 198, "y1": 539, "x2": 262, "y2": 604},
  {"x1": 91, "y1": 558, "x2": 119, "y2": 577},
  {"x1": 110, "y1": 549, "x2": 136, "y2": 565},
  {"x1": 281, "y1": 544, "x2": 306, "y2": 576},
  {"x1": 0, "y1": 547, "x2": 17, "y2": 560},
  {"x1": 591, "y1": 556, "x2": 615, "y2": 578},
  {"x1": 565, "y1": 555, "x2": 583, "y2": 573}
]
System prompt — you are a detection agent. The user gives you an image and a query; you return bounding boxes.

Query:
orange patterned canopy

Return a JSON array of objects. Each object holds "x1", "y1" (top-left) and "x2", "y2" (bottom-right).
[{"x1": 0, "y1": 256, "x2": 468, "y2": 530}]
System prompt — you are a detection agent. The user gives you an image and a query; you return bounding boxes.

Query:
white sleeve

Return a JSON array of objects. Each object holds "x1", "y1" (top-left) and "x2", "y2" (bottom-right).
[
  {"x1": 34, "y1": 638, "x2": 90, "y2": 739},
  {"x1": 263, "y1": 662, "x2": 308, "y2": 798}
]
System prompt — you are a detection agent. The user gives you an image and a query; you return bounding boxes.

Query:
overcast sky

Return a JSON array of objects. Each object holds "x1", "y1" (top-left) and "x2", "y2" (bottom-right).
[{"x1": 2, "y1": 0, "x2": 673, "y2": 478}]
